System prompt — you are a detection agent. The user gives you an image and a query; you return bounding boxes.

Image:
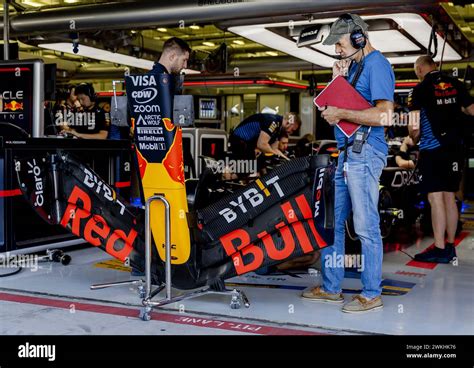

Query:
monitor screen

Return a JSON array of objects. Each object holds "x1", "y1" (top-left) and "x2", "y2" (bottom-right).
[{"x1": 199, "y1": 98, "x2": 217, "y2": 120}]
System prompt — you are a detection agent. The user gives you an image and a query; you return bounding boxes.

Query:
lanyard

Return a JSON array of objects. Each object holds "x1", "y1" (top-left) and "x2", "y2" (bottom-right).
[{"x1": 343, "y1": 56, "x2": 367, "y2": 165}]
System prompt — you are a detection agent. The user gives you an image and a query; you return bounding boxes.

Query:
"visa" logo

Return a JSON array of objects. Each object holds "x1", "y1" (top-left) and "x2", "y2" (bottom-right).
[{"x1": 129, "y1": 74, "x2": 157, "y2": 87}]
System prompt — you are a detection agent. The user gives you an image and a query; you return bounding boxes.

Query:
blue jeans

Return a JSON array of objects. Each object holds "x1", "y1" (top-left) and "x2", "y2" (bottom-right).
[{"x1": 320, "y1": 143, "x2": 387, "y2": 299}]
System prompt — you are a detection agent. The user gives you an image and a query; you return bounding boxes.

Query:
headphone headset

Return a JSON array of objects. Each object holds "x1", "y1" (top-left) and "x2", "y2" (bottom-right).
[
  {"x1": 339, "y1": 13, "x2": 367, "y2": 50},
  {"x1": 76, "y1": 83, "x2": 96, "y2": 102}
]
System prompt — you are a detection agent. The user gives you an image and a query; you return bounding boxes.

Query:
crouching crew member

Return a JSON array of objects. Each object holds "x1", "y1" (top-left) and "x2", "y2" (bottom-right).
[{"x1": 229, "y1": 112, "x2": 300, "y2": 162}]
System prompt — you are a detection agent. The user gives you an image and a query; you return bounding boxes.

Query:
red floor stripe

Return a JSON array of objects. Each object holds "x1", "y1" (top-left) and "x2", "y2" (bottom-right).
[
  {"x1": 0, "y1": 189, "x2": 22, "y2": 198},
  {"x1": 0, "y1": 292, "x2": 325, "y2": 335},
  {"x1": 406, "y1": 231, "x2": 469, "y2": 270}
]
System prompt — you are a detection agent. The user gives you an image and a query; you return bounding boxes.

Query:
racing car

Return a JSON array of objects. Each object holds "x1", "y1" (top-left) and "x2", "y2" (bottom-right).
[{"x1": 14, "y1": 72, "x2": 336, "y2": 296}]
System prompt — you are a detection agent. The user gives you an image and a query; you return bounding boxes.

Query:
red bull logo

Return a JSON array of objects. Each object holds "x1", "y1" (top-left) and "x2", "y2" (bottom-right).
[
  {"x1": 434, "y1": 82, "x2": 454, "y2": 91},
  {"x1": 434, "y1": 81, "x2": 457, "y2": 98},
  {"x1": 163, "y1": 117, "x2": 174, "y2": 131},
  {"x1": 4, "y1": 100, "x2": 24, "y2": 111},
  {"x1": 135, "y1": 148, "x2": 148, "y2": 179},
  {"x1": 162, "y1": 127, "x2": 185, "y2": 184}
]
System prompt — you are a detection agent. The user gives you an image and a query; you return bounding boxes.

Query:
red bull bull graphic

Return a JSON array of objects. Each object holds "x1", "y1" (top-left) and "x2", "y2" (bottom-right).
[
  {"x1": 434, "y1": 81, "x2": 458, "y2": 98},
  {"x1": 3, "y1": 100, "x2": 24, "y2": 111},
  {"x1": 434, "y1": 82, "x2": 454, "y2": 91}
]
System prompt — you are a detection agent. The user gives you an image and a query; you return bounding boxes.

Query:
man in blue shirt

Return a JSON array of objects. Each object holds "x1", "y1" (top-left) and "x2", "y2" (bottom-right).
[{"x1": 302, "y1": 13, "x2": 394, "y2": 313}]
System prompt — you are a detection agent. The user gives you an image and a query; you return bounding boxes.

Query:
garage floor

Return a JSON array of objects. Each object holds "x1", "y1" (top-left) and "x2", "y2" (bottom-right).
[{"x1": 0, "y1": 230, "x2": 473, "y2": 335}]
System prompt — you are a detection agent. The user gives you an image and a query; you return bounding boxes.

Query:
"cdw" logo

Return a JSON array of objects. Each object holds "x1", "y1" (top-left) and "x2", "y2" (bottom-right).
[{"x1": 131, "y1": 87, "x2": 158, "y2": 104}]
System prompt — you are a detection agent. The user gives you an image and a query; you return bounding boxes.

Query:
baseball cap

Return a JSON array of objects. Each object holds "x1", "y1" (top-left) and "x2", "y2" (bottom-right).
[{"x1": 322, "y1": 13, "x2": 369, "y2": 46}]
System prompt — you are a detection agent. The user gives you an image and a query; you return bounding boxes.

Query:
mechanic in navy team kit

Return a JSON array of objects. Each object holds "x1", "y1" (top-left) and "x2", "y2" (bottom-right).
[
  {"x1": 229, "y1": 112, "x2": 301, "y2": 162},
  {"x1": 408, "y1": 55, "x2": 474, "y2": 263},
  {"x1": 59, "y1": 83, "x2": 110, "y2": 140},
  {"x1": 148, "y1": 37, "x2": 191, "y2": 76}
]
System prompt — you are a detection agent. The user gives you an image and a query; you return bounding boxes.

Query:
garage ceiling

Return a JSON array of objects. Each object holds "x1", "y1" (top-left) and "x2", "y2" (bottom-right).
[{"x1": 1, "y1": 1, "x2": 473, "y2": 87}]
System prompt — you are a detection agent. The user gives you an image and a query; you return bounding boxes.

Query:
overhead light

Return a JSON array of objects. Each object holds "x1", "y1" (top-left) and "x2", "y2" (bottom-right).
[
  {"x1": 39, "y1": 42, "x2": 155, "y2": 70},
  {"x1": 38, "y1": 42, "x2": 201, "y2": 74},
  {"x1": 202, "y1": 41, "x2": 215, "y2": 47},
  {"x1": 190, "y1": 25, "x2": 200, "y2": 30},
  {"x1": 64, "y1": 0, "x2": 79, "y2": 3},
  {"x1": 230, "y1": 24, "x2": 334, "y2": 67},
  {"x1": 184, "y1": 79, "x2": 307, "y2": 90},
  {"x1": 182, "y1": 69, "x2": 201, "y2": 75},
  {"x1": 233, "y1": 40, "x2": 245, "y2": 45},
  {"x1": 265, "y1": 51, "x2": 278, "y2": 56},
  {"x1": 153, "y1": 36, "x2": 161, "y2": 40},
  {"x1": 229, "y1": 13, "x2": 461, "y2": 67},
  {"x1": 22, "y1": 0, "x2": 44, "y2": 6},
  {"x1": 157, "y1": 28, "x2": 167, "y2": 32}
]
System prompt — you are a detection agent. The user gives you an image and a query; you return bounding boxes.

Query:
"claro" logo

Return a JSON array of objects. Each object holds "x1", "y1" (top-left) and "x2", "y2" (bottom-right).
[{"x1": 27, "y1": 159, "x2": 44, "y2": 207}]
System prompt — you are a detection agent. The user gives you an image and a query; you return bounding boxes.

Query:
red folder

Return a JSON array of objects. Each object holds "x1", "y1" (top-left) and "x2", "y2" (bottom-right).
[{"x1": 313, "y1": 75, "x2": 372, "y2": 138}]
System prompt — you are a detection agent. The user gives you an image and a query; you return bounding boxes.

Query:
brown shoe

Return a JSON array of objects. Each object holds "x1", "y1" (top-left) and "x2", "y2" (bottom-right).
[
  {"x1": 301, "y1": 286, "x2": 344, "y2": 303},
  {"x1": 342, "y1": 295, "x2": 383, "y2": 313}
]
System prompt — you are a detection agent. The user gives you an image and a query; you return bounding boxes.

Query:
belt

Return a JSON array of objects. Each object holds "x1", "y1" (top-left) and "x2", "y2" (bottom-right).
[{"x1": 338, "y1": 142, "x2": 353, "y2": 152}]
